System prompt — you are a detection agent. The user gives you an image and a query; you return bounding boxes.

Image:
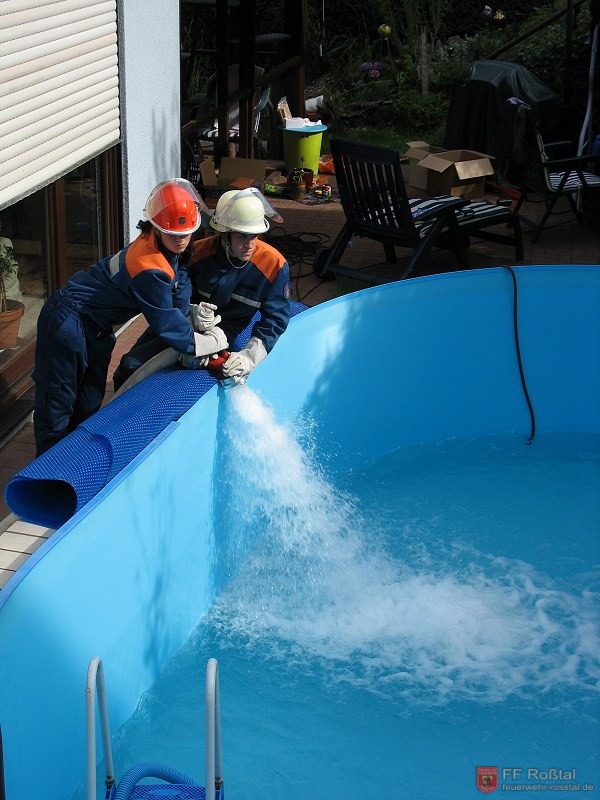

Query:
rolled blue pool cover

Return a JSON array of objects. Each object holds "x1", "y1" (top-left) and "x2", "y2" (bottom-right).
[{"x1": 5, "y1": 302, "x2": 308, "y2": 529}]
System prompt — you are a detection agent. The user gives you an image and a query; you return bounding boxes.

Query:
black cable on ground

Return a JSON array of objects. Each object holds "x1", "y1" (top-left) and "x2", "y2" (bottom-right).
[
  {"x1": 264, "y1": 228, "x2": 330, "y2": 302},
  {"x1": 502, "y1": 265, "x2": 536, "y2": 445},
  {"x1": 295, "y1": 277, "x2": 329, "y2": 304}
]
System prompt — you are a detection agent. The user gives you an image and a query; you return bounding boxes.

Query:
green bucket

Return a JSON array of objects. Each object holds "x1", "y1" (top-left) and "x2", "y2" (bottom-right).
[{"x1": 282, "y1": 130, "x2": 324, "y2": 176}]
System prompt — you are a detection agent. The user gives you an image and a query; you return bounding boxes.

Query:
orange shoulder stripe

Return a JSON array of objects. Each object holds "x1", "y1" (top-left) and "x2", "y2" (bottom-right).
[
  {"x1": 253, "y1": 239, "x2": 287, "y2": 281},
  {"x1": 190, "y1": 235, "x2": 220, "y2": 264},
  {"x1": 125, "y1": 232, "x2": 174, "y2": 279}
]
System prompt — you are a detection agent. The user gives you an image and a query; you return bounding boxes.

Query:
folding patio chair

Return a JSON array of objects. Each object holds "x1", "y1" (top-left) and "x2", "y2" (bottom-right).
[
  {"x1": 313, "y1": 138, "x2": 523, "y2": 284},
  {"x1": 182, "y1": 65, "x2": 269, "y2": 160},
  {"x1": 509, "y1": 102, "x2": 600, "y2": 242}
]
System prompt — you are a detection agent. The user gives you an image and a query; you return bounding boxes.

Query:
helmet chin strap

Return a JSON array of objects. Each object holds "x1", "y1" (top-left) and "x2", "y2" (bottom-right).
[{"x1": 224, "y1": 234, "x2": 250, "y2": 269}]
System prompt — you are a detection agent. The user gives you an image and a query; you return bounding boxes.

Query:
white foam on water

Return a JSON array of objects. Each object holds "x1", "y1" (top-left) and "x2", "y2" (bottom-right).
[{"x1": 211, "y1": 386, "x2": 600, "y2": 705}]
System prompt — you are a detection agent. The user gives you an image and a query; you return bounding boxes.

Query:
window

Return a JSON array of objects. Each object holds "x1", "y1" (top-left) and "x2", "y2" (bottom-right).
[{"x1": 0, "y1": 146, "x2": 122, "y2": 441}]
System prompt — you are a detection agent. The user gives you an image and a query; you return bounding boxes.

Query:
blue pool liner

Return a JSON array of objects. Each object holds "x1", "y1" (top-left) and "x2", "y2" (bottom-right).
[{"x1": 5, "y1": 301, "x2": 307, "y2": 529}]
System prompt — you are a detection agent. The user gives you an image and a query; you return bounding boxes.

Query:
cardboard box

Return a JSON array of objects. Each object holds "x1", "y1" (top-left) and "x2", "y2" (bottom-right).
[
  {"x1": 404, "y1": 141, "x2": 446, "y2": 192},
  {"x1": 198, "y1": 157, "x2": 267, "y2": 207},
  {"x1": 277, "y1": 97, "x2": 292, "y2": 124},
  {"x1": 416, "y1": 149, "x2": 495, "y2": 198}
]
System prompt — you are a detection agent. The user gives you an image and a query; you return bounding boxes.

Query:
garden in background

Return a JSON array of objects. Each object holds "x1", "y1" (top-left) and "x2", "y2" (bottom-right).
[
  {"x1": 180, "y1": 0, "x2": 597, "y2": 159},
  {"x1": 301, "y1": 0, "x2": 596, "y2": 152}
]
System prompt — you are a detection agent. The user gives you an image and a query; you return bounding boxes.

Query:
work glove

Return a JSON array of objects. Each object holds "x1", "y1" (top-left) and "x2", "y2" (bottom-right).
[
  {"x1": 222, "y1": 336, "x2": 267, "y2": 379},
  {"x1": 193, "y1": 326, "x2": 228, "y2": 357},
  {"x1": 189, "y1": 302, "x2": 221, "y2": 332},
  {"x1": 180, "y1": 328, "x2": 228, "y2": 369}
]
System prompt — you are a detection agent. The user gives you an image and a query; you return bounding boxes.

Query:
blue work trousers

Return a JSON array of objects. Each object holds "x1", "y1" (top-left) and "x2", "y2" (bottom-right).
[{"x1": 33, "y1": 293, "x2": 116, "y2": 456}]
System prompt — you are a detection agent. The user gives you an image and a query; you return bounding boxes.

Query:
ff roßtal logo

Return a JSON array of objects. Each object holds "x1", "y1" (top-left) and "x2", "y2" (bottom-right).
[{"x1": 476, "y1": 766, "x2": 499, "y2": 793}]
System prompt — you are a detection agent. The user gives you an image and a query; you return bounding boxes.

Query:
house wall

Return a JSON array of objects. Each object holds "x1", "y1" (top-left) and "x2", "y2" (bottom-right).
[{"x1": 117, "y1": 0, "x2": 182, "y2": 240}]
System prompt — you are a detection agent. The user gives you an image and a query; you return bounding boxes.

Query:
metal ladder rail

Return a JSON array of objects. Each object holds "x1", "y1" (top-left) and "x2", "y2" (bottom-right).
[
  {"x1": 86, "y1": 656, "x2": 222, "y2": 799},
  {"x1": 86, "y1": 657, "x2": 116, "y2": 800},
  {"x1": 205, "y1": 657, "x2": 223, "y2": 800}
]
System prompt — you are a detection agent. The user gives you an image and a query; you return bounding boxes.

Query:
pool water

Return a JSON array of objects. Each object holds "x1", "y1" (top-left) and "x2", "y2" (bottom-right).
[{"x1": 92, "y1": 387, "x2": 600, "y2": 799}]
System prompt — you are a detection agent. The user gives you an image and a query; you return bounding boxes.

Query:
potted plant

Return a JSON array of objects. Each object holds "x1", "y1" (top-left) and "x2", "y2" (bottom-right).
[{"x1": 0, "y1": 238, "x2": 25, "y2": 349}]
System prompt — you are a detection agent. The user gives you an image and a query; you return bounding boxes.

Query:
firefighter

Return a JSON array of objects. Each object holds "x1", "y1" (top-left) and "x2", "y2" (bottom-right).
[
  {"x1": 33, "y1": 179, "x2": 227, "y2": 455},
  {"x1": 114, "y1": 187, "x2": 291, "y2": 389}
]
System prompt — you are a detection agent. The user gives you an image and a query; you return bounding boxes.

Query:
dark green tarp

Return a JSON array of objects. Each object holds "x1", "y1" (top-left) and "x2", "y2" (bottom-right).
[{"x1": 443, "y1": 60, "x2": 561, "y2": 156}]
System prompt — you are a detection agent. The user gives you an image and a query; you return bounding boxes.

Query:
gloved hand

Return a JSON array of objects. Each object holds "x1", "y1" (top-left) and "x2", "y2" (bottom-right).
[
  {"x1": 222, "y1": 336, "x2": 267, "y2": 379},
  {"x1": 178, "y1": 353, "x2": 208, "y2": 369},
  {"x1": 221, "y1": 350, "x2": 252, "y2": 379},
  {"x1": 189, "y1": 302, "x2": 221, "y2": 332},
  {"x1": 194, "y1": 326, "x2": 228, "y2": 357}
]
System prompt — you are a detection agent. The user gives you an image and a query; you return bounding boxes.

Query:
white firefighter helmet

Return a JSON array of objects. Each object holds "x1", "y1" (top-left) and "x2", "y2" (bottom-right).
[{"x1": 210, "y1": 187, "x2": 283, "y2": 234}]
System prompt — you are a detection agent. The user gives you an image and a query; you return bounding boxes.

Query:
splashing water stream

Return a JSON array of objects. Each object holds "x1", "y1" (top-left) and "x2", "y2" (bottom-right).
[{"x1": 212, "y1": 385, "x2": 600, "y2": 705}]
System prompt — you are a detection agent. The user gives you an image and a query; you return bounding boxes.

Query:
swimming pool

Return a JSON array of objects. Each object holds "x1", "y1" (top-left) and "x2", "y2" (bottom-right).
[
  {"x1": 91, "y1": 419, "x2": 599, "y2": 800},
  {"x1": 1, "y1": 266, "x2": 599, "y2": 799}
]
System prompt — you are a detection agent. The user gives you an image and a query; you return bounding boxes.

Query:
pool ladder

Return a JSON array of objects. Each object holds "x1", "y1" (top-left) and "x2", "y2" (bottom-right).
[{"x1": 86, "y1": 656, "x2": 223, "y2": 800}]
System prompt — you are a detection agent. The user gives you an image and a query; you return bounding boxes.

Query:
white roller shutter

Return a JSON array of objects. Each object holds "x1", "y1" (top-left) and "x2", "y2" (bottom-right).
[{"x1": 0, "y1": 0, "x2": 120, "y2": 210}]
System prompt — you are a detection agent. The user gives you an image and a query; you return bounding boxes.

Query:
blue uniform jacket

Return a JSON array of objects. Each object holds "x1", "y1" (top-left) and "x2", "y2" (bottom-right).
[
  {"x1": 188, "y1": 236, "x2": 291, "y2": 352},
  {"x1": 59, "y1": 230, "x2": 196, "y2": 354}
]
